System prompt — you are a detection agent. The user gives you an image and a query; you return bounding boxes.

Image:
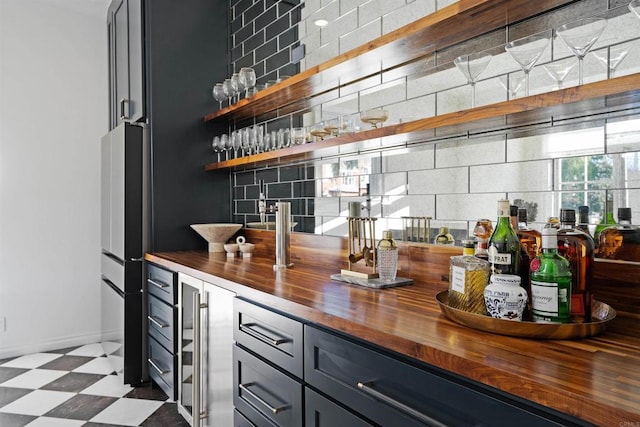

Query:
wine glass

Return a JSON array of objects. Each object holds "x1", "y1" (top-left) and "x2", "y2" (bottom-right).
[
  {"x1": 360, "y1": 108, "x2": 389, "y2": 128},
  {"x1": 556, "y1": 17, "x2": 607, "y2": 85},
  {"x1": 505, "y1": 32, "x2": 550, "y2": 96},
  {"x1": 220, "y1": 133, "x2": 230, "y2": 160},
  {"x1": 231, "y1": 73, "x2": 245, "y2": 103},
  {"x1": 241, "y1": 128, "x2": 251, "y2": 156},
  {"x1": 212, "y1": 83, "x2": 226, "y2": 109},
  {"x1": 542, "y1": 57, "x2": 577, "y2": 89},
  {"x1": 593, "y1": 43, "x2": 631, "y2": 79},
  {"x1": 238, "y1": 68, "x2": 256, "y2": 97},
  {"x1": 230, "y1": 130, "x2": 242, "y2": 158},
  {"x1": 629, "y1": 0, "x2": 640, "y2": 20},
  {"x1": 454, "y1": 51, "x2": 493, "y2": 108},
  {"x1": 211, "y1": 136, "x2": 223, "y2": 162},
  {"x1": 222, "y1": 79, "x2": 237, "y2": 107}
]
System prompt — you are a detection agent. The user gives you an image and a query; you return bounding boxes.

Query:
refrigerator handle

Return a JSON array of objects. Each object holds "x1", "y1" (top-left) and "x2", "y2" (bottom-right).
[{"x1": 192, "y1": 292, "x2": 201, "y2": 427}]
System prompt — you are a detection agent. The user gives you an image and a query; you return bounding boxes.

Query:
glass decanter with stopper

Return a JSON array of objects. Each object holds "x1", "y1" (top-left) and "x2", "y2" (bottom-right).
[
  {"x1": 448, "y1": 240, "x2": 491, "y2": 314},
  {"x1": 530, "y1": 228, "x2": 572, "y2": 323}
]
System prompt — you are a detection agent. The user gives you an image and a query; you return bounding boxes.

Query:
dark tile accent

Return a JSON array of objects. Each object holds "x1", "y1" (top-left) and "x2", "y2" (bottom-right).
[
  {"x1": 246, "y1": 184, "x2": 261, "y2": 199},
  {"x1": 234, "y1": 186, "x2": 245, "y2": 199},
  {"x1": 44, "y1": 394, "x2": 118, "y2": 420},
  {"x1": 266, "y1": 14, "x2": 291, "y2": 41},
  {"x1": 279, "y1": 27, "x2": 298, "y2": 49},
  {"x1": 0, "y1": 386, "x2": 32, "y2": 407},
  {"x1": 231, "y1": 44, "x2": 244, "y2": 63},
  {"x1": 231, "y1": 15, "x2": 243, "y2": 34},
  {"x1": 293, "y1": 180, "x2": 316, "y2": 197},
  {"x1": 268, "y1": 182, "x2": 292, "y2": 198},
  {"x1": 41, "y1": 372, "x2": 104, "y2": 393},
  {"x1": 236, "y1": 200, "x2": 256, "y2": 214},
  {"x1": 235, "y1": 22, "x2": 255, "y2": 45},
  {"x1": 233, "y1": 0, "x2": 254, "y2": 17},
  {"x1": 256, "y1": 168, "x2": 279, "y2": 183},
  {"x1": 38, "y1": 355, "x2": 94, "y2": 371},
  {"x1": 260, "y1": 71, "x2": 278, "y2": 85},
  {"x1": 236, "y1": 52, "x2": 255, "y2": 70},
  {"x1": 125, "y1": 382, "x2": 168, "y2": 401},
  {"x1": 47, "y1": 346, "x2": 82, "y2": 354},
  {"x1": 244, "y1": 0, "x2": 265, "y2": 22},
  {"x1": 141, "y1": 402, "x2": 190, "y2": 427},
  {"x1": 256, "y1": 5, "x2": 278, "y2": 32},
  {"x1": 0, "y1": 412, "x2": 36, "y2": 427},
  {"x1": 278, "y1": 62, "x2": 299, "y2": 78},
  {"x1": 307, "y1": 198, "x2": 315, "y2": 215},
  {"x1": 282, "y1": 199, "x2": 305, "y2": 215},
  {"x1": 256, "y1": 39, "x2": 278, "y2": 63},
  {"x1": 306, "y1": 164, "x2": 315, "y2": 179},
  {"x1": 266, "y1": 48, "x2": 291, "y2": 72},
  {"x1": 244, "y1": 29, "x2": 266, "y2": 53},
  {"x1": 235, "y1": 171, "x2": 255, "y2": 185},
  {"x1": 266, "y1": 116, "x2": 292, "y2": 132},
  {"x1": 0, "y1": 366, "x2": 28, "y2": 384},
  {"x1": 280, "y1": 165, "x2": 305, "y2": 182}
]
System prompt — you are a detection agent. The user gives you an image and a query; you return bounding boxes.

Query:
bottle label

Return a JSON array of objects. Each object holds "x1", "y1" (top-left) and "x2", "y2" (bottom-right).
[
  {"x1": 531, "y1": 280, "x2": 568, "y2": 317},
  {"x1": 488, "y1": 247, "x2": 511, "y2": 265},
  {"x1": 451, "y1": 266, "x2": 466, "y2": 294}
]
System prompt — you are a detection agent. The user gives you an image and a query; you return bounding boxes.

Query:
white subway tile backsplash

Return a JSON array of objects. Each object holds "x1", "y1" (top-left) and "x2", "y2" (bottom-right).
[
  {"x1": 306, "y1": 39, "x2": 340, "y2": 68},
  {"x1": 359, "y1": 78, "x2": 406, "y2": 111},
  {"x1": 606, "y1": 117, "x2": 640, "y2": 154},
  {"x1": 314, "y1": 197, "x2": 341, "y2": 215},
  {"x1": 339, "y1": 17, "x2": 382, "y2": 53},
  {"x1": 300, "y1": 30, "x2": 322, "y2": 56},
  {"x1": 407, "y1": 67, "x2": 464, "y2": 100},
  {"x1": 470, "y1": 160, "x2": 553, "y2": 193},
  {"x1": 323, "y1": 8, "x2": 359, "y2": 43},
  {"x1": 436, "y1": 85, "x2": 468, "y2": 115},
  {"x1": 382, "y1": 0, "x2": 436, "y2": 34},
  {"x1": 359, "y1": 0, "x2": 405, "y2": 28},
  {"x1": 437, "y1": 193, "x2": 505, "y2": 221},
  {"x1": 381, "y1": 144, "x2": 435, "y2": 173},
  {"x1": 369, "y1": 172, "x2": 407, "y2": 196},
  {"x1": 408, "y1": 167, "x2": 468, "y2": 195},
  {"x1": 436, "y1": 135, "x2": 506, "y2": 169},
  {"x1": 508, "y1": 191, "x2": 557, "y2": 225},
  {"x1": 382, "y1": 194, "x2": 436, "y2": 219},
  {"x1": 507, "y1": 126, "x2": 605, "y2": 162},
  {"x1": 302, "y1": 0, "x2": 322, "y2": 20},
  {"x1": 386, "y1": 95, "x2": 436, "y2": 124}
]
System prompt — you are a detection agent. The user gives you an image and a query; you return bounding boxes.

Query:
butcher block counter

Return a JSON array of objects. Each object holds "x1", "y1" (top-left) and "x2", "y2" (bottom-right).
[{"x1": 145, "y1": 233, "x2": 640, "y2": 426}]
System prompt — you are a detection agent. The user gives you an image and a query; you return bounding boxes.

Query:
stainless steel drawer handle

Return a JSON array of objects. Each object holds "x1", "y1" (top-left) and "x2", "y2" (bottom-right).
[
  {"x1": 357, "y1": 381, "x2": 447, "y2": 427},
  {"x1": 148, "y1": 278, "x2": 169, "y2": 289},
  {"x1": 239, "y1": 382, "x2": 288, "y2": 414},
  {"x1": 148, "y1": 358, "x2": 168, "y2": 375},
  {"x1": 147, "y1": 315, "x2": 169, "y2": 328},
  {"x1": 239, "y1": 322, "x2": 289, "y2": 346}
]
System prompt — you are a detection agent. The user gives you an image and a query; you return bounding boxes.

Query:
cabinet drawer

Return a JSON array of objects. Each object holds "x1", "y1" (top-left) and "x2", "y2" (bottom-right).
[
  {"x1": 148, "y1": 335, "x2": 176, "y2": 400},
  {"x1": 147, "y1": 294, "x2": 175, "y2": 353},
  {"x1": 146, "y1": 263, "x2": 176, "y2": 305},
  {"x1": 305, "y1": 388, "x2": 373, "y2": 427},
  {"x1": 234, "y1": 298, "x2": 303, "y2": 378},
  {"x1": 305, "y1": 325, "x2": 582, "y2": 427},
  {"x1": 233, "y1": 345, "x2": 303, "y2": 427}
]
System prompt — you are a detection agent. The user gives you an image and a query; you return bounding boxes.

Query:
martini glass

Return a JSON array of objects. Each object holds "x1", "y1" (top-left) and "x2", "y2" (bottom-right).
[
  {"x1": 505, "y1": 33, "x2": 550, "y2": 96},
  {"x1": 497, "y1": 72, "x2": 526, "y2": 99},
  {"x1": 556, "y1": 17, "x2": 607, "y2": 85},
  {"x1": 454, "y1": 51, "x2": 493, "y2": 108},
  {"x1": 630, "y1": 0, "x2": 640, "y2": 20},
  {"x1": 542, "y1": 57, "x2": 577, "y2": 89},
  {"x1": 593, "y1": 43, "x2": 631, "y2": 78}
]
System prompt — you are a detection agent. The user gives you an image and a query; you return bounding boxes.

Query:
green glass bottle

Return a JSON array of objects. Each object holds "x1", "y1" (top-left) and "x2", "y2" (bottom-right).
[
  {"x1": 488, "y1": 199, "x2": 522, "y2": 276},
  {"x1": 530, "y1": 228, "x2": 572, "y2": 323},
  {"x1": 594, "y1": 197, "x2": 616, "y2": 244}
]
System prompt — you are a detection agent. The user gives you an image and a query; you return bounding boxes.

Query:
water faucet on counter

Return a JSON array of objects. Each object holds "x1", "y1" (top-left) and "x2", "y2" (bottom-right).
[{"x1": 269, "y1": 202, "x2": 293, "y2": 270}]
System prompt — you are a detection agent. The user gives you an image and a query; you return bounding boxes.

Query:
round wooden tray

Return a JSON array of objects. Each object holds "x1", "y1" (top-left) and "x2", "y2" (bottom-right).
[{"x1": 436, "y1": 291, "x2": 616, "y2": 339}]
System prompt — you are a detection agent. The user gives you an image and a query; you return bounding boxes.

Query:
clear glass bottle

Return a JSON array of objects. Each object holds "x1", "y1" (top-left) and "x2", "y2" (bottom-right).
[
  {"x1": 449, "y1": 240, "x2": 491, "y2": 315},
  {"x1": 377, "y1": 230, "x2": 398, "y2": 282},
  {"x1": 576, "y1": 205, "x2": 592, "y2": 237},
  {"x1": 594, "y1": 197, "x2": 616, "y2": 244},
  {"x1": 530, "y1": 228, "x2": 572, "y2": 323},
  {"x1": 473, "y1": 219, "x2": 493, "y2": 261},
  {"x1": 488, "y1": 199, "x2": 522, "y2": 276},
  {"x1": 433, "y1": 227, "x2": 455, "y2": 245},
  {"x1": 557, "y1": 208, "x2": 595, "y2": 323},
  {"x1": 597, "y1": 208, "x2": 640, "y2": 262}
]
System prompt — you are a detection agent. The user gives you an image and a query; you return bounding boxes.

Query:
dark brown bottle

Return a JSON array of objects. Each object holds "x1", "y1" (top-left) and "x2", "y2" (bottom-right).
[
  {"x1": 517, "y1": 208, "x2": 541, "y2": 260},
  {"x1": 576, "y1": 205, "x2": 592, "y2": 237},
  {"x1": 597, "y1": 207, "x2": 640, "y2": 262},
  {"x1": 557, "y1": 208, "x2": 595, "y2": 323}
]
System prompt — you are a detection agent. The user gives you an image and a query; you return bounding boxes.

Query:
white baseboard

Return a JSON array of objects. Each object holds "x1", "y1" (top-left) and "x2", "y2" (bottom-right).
[{"x1": 0, "y1": 330, "x2": 105, "y2": 359}]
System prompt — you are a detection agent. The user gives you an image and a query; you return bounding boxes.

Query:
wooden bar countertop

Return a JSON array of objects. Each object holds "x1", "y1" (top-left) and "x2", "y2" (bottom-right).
[{"x1": 145, "y1": 248, "x2": 640, "y2": 426}]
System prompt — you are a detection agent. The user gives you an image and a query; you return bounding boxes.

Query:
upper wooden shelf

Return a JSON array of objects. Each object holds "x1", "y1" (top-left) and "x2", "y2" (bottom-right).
[
  {"x1": 204, "y1": 73, "x2": 640, "y2": 171},
  {"x1": 203, "y1": 0, "x2": 575, "y2": 123}
]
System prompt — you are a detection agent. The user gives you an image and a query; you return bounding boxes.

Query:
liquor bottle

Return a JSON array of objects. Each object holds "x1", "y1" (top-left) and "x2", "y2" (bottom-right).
[
  {"x1": 377, "y1": 230, "x2": 398, "y2": 282},
  {"x1": 433, "y1": 227, "x2": 455, "y2": 245},
  {"x1": 517, "y1": 208, "x2": 541, "y2": 260},
  {"x1": 594, "y1": 197, "x2": 616, "y2": 244},
  {"x1": 576, "y1": 205, "x2": 592, "y2": 237},
  {"x1": 597, "y1": 208, "x2": 640, "y2": 262},
  {"x1": 530, "y1": 228, "x2": 572, "y2": 323},
  {"x1": 557, "y1": 208, "x2": 595, "y2": 323},
  {"x1": 449, "y1": 240, "x2": 491, "y2": 314},
  {"x1": 488, "y1": 199, "x2": 522, "y2": 276},
  {"x1": 473, "y1": 219, "x2": 493, "y2": 261}
]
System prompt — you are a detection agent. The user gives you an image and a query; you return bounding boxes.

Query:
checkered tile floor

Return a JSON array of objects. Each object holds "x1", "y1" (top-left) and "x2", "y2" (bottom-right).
[{"x1": 0, "y1": 343, "x2": 189, "y2": 426}]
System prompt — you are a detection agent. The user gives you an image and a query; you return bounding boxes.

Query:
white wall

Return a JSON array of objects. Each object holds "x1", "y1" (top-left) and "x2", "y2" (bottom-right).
[{"x1": 0, "y1": 0, "x2": 109, "y2": 358}]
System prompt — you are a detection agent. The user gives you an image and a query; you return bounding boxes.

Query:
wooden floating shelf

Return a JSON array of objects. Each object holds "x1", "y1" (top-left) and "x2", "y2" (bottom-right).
[
  {"x1": 203, "y1": 0, "x2": 575, "y2": 123},
  {"x1": 204, "y1": 73, "x2": 640, "y2": 171}
]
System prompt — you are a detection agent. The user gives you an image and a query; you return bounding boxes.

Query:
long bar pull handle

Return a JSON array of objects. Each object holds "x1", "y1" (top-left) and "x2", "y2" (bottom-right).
[
  {"x1": 148, "y1": 358, "x2": 168, "y2": 375},
  {"x1": 357, "y1": 381, "x2": 447, "y2": 427},
  {"x1": 148, "y1": 278, "x2": 169, "y2": 289},
  {"x1": 239, "y1": 322, "x2": 288, "y2": 346},
  {"x1": 147, "y1": 315, "x2": 169, "y2": 329},
  {"x1": 192, "y1": 292, "x2": 201, "y2": 427},
  {"x1": 239, "y1": 382, "x2": 288, "y2": 414}
]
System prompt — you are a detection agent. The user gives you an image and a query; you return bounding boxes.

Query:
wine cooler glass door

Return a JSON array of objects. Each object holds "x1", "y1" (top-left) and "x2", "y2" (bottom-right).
[{"x1": 178, "y1": 273, "x2": 201, "y2": 425}]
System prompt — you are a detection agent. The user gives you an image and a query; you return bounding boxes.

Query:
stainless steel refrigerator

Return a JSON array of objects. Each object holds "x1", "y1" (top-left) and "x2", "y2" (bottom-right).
[{"x1": 101, "y1": 122, "x2": 148, "y2": 385}]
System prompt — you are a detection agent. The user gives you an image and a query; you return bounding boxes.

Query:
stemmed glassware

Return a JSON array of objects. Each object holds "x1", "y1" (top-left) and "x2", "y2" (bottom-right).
[
  {"x1": 497, "y1": 72, "x2": 526, "y2": 99},
  {"x1": 220, "y1": 134, "x2": 230, "y2": 161},
  {"x1": 212, "y1": 83, "x2": 226, "y2": 109},
  {"x1": 542, "y1": 57, "x2": 577, "y2": 89},
  {"x1": 231, "y1": 73, "x2": 245, "y2": 103},
  {"x1": 230, "y1": 130, "x2": 242, "y2": 159},
  {"x1": 211, "y1": 136, "x2": 223, "y2": 162},
  {"x1": 556, "y1": 17, "x2": 607, "y2": 85},
  {"x1": 454, "y1": 51, "x2": 493, "y2": 108},
  {"x1": 593, "y1": 43, "x2": 631, "y2": 79},
  {"x1": 505, "y1": 32, "x2": 550, "y2": 96},
  {"x1": 238, "y1": 68, "x2": 256, "y2": 98},
  {"x1": 359, "y1": 109, "x2": 389, "y2": 128},
  {"x1": 222, "y1": 78, "x2": 237, "y2": 107}
]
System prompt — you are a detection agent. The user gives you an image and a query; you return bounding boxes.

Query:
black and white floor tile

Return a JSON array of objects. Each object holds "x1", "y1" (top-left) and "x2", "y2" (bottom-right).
[{"x1": 0, "y1": 343, "x2": 189, "y2": 426}]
